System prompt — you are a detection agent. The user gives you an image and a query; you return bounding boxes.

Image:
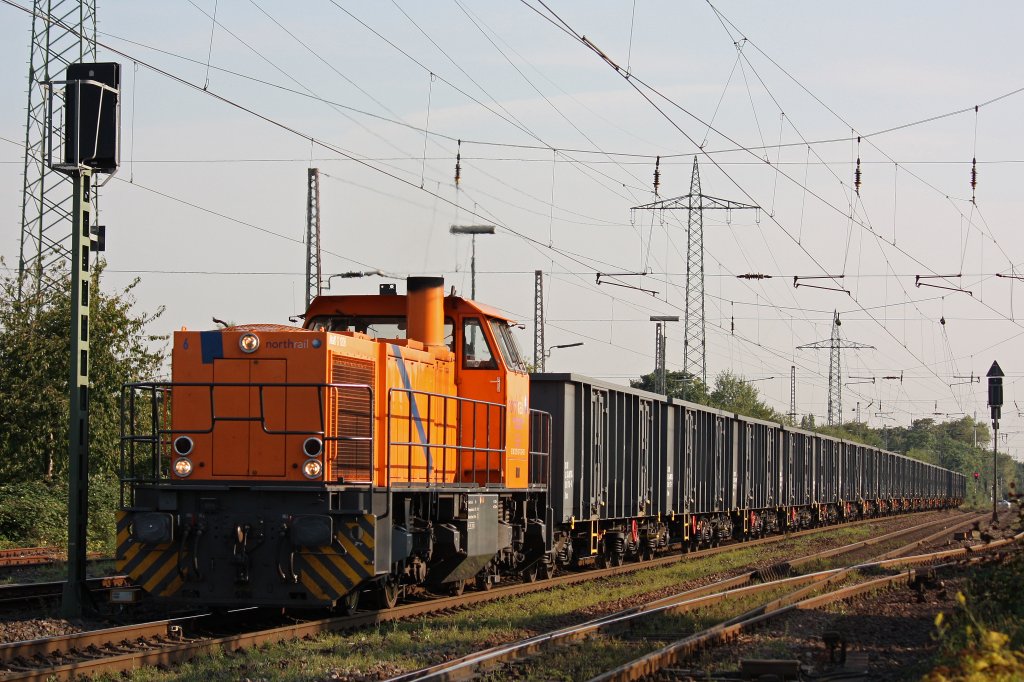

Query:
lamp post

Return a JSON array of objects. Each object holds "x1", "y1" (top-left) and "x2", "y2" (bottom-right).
[
  {"x1": 450, "y1": 224, "x2": 495, "y2": 299},
  {"x1": 545, "y1": 342, "x2": 583, "y2": 366},
  {"x1": 987, "y1": 360, "x2": 1004, "y2": 524}
]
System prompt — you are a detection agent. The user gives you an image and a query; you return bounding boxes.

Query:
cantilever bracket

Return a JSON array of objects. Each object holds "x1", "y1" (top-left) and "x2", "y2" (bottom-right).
[
  {"x1": 793, "y1": 275, "x2": 850, "y2": 295},
  {"x1": 914, "y1": 274, "x2": 972, "y2": 296},
  {"x1": 595, "y1": 272, "x2": 659, "y2": 296}
]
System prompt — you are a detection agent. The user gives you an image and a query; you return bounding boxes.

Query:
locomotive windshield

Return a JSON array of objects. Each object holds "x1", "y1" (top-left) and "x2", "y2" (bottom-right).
[{"x1": 489, "y1": 319, "x2": 528, "y2": 373}]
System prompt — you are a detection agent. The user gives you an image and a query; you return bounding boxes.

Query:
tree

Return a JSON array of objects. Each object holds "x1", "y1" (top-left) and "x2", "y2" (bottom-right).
[
  {"x1": 707, "y1": 371, "x2": 784, "y2": 422},
  {"x1": 631, "y1": 370, "x2": 710, "y2": 404},
  {"x1": 632, "y1": 369, "x2": 782, "y2": 421},
  {"x1": 0, "y1": 262, "x2": 165, "y2": 548}
]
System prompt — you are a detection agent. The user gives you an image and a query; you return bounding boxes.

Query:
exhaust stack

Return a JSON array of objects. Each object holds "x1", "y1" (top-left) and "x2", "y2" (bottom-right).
[{"x1": 406, "y1": 276, "x2": 445, "y2": 349}]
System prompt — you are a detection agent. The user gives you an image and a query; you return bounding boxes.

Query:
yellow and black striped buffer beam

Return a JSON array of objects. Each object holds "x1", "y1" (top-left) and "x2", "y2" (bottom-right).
[
  {"x1": 116, "y1": 511, "x2": 183, "y2": 598},
  {"x1": 296, "y1": 514, "x2": 376, "y2": 602}
]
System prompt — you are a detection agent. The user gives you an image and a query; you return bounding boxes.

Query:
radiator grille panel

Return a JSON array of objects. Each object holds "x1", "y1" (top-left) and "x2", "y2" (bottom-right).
[{"x1": 330, "y1": 356, "x2": 374, "y2": 483}]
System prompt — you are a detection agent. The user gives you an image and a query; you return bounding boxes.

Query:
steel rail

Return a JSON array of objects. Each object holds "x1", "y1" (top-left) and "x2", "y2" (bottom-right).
[{"x1": 0, "y1": 547, "x2": 106, "y2": 570}]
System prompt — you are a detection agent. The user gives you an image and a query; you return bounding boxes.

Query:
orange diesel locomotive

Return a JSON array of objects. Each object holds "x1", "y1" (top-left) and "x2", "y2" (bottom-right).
[{"x1": 118, "y1": 277, "x2": 551, "y2": 609}]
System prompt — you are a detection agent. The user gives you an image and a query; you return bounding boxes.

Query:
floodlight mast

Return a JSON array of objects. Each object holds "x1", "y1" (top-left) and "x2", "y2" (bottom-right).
[{"x1": 450, "y1": 224, "x2": 495, "y2": 299}]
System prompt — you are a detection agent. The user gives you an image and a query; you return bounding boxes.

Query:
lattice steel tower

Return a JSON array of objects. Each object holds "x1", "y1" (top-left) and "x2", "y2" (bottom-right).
[
  {"x1": 305, "y1": 168, "x2": 322, "y2": 308},
  {"x1": 797, "y1": 312, "x2": 873, "y2": 426},
  {"x1": 633, "y1": 158, "x2": 758, "y2": 384},
  {"x1": 18, "y1": 0, "x2": 97, "y2": 295},
  {"x1": 533, "y1": 270, "x2": 545, "y2": 372}
]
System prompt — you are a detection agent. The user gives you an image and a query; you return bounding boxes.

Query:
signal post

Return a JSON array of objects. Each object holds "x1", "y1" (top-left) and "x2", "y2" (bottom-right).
[{"x1": 46, "y1": 62, "x2": 121, "y2": 616}]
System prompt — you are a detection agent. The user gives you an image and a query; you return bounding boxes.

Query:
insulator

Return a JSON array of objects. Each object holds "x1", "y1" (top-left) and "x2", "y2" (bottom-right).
[
  {"x1": 653, "y1": 155, "x2": 661, "y2": 195},
  {"x1": 730, "y1": 315, "x2": 734, "y2": 335},
  {"x1": 970, "y1": 157, "x2": 977, "y2": 201},
  {"x1": 854, "y1": 157, "x2": 862, "y2": 195},
  {"x1": 455, "y1": 139, "x2": 462, "y2": 187}
]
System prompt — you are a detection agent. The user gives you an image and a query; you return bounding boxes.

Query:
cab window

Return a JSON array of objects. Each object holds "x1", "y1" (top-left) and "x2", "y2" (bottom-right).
[
  {"x1": 489, "y1": 319, "x2": 527, "y2": 373},
  {"x1": 462, "y1": 317, "x2": 497, "y2": 369},
  {"x1": 308, "y1": 315, "x2": 455, "y2": 349}
]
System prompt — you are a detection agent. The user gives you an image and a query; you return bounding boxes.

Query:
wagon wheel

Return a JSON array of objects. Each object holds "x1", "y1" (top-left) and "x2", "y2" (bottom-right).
[
  {"x1": 475, "y1": 574, "x2": 492, "y2": 591},
  {"x1": 537, "y1": 561, "x2": 553, "y2": 580},
  {"x1": 521, "y1": 563, "x2": 538, "y2": 583},
  {"x1": 609, "y1": 550, "x2": 624, "y2": 567},
  {"x1": 449, "y1": 579, "x2": 466, "y2": 597},
  {"x1": 339, "y1": 588, "x2": 360, "y2": 615},
  {"x1": 376, "y1": 578, "x2": 400, "y2": 609}
]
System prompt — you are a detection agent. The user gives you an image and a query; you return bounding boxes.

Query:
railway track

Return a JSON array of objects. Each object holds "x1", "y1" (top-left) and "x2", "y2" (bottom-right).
[
  {"x1": 0, "y1": 576, "x2": 131, "y2": 612},
  {"x1": 382, "y1": 511, "x2": 991, "y2": 681},
  {"x1": 0, "y1": 547, "x2": 105, "y2": 571},
  {"x1": 596, "y1": 529, "x2": 1024, "y2": 681},
  {"x1": 0, "y1": 509, "x2": 970, "y2": 681}
]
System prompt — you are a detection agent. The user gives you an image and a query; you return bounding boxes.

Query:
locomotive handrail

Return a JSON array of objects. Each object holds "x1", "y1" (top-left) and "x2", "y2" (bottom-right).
[
  {"x1": 383, "y1": 387, "x2": 508, "y2": 520},
  {"x1": 119, "y1": 381, "x2": 374, "y2": 504}
]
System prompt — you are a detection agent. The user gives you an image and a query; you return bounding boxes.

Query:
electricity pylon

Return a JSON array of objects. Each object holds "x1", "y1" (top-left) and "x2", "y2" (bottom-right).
[
  {"x1": 797, "y1": 311, "x2": 873, "y2": 426},
  {"x1": 18, "y1": 0, "x2": 97, "y2": 295},
  {"x1": 633, "y1": 158, "x2": 758, "y2": 385}
]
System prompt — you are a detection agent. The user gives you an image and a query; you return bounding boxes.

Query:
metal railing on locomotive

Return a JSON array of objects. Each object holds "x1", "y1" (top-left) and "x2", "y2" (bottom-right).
[
  {"x1": 121, "y1": 382, "x2": 553, "y2": 516},
  {"x1": 118, "y1": 381, "x2": 374, "y2": 507},
  {"x1": 384, "y1": 387, "x2": 552, "y2": 520}
]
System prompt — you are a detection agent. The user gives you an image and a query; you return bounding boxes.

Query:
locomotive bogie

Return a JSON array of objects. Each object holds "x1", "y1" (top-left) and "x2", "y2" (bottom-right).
[{"x1": 117, "y1": 486, "x2": 383, "y2": 608}]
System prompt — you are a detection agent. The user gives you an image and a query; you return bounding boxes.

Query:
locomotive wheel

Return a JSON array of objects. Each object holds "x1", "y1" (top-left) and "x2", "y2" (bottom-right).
[
  {"x1": 376, "y1": 578, "x2": 400, "y2": 609},
  {"x1": 449, "y1": 579, "x2": 466, "y2": 597},
  {"x1": 340, "y1": 589, "x2": 360, "y2": 615},
  {"x1": 538, "y1": 562, "x2": 553, "y2": 580}
]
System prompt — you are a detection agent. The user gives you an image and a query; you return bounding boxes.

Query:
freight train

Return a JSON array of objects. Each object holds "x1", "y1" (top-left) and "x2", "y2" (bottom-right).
[{"x1": 116, "y1": 277, "x2": 965, "y2": 610}]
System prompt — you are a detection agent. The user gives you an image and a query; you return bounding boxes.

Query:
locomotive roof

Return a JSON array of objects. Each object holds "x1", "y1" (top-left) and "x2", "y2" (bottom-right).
[{"x1": 304, "y1": 294, "x2": 515, "y2": 325}]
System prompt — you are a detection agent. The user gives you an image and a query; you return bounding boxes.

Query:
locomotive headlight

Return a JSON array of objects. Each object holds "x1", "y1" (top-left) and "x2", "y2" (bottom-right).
[
  {"x1": 173, "y1": 435, "x2": 194, "y2": 456},
  {"x1": 173, "y1": 457, "x2": 193, "y2": 477},
  {"x1": 303, "y1": 437, "x2": 324, "y2": 457},
  {"x1": 239, "y1": 332, "x2": 260, "y2": 354},
  {"x1": 302, "y1": 459, "x2": 323, "y2": 479}
]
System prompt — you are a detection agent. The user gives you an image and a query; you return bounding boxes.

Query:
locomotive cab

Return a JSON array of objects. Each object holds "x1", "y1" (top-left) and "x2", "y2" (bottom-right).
[{"x1": 303, "y1": 283, "x2": 532, "y2": 488}]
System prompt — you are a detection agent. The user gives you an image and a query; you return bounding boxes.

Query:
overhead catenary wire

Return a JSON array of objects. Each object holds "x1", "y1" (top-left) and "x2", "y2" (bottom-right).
[
  {"x1": 519, "y1": 0, "x2": 1013, "y2": 416},
  {"x1": 2, "y1": 0, "x2": 1011, "y2": 424}
]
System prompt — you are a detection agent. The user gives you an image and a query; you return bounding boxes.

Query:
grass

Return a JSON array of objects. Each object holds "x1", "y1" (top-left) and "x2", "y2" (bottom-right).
[
  {"x1": 919, "y1": 501, "x2": 1024, "y2": 681},
  {"x1": 99, "y1": 519, "x2": 912, "y2": 681}
]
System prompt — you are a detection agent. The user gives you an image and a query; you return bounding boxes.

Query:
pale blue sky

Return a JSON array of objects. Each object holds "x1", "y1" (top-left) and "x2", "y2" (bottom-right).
[{"x1": 1, "y1": 1, "x2": 1023, "y2": 454}]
